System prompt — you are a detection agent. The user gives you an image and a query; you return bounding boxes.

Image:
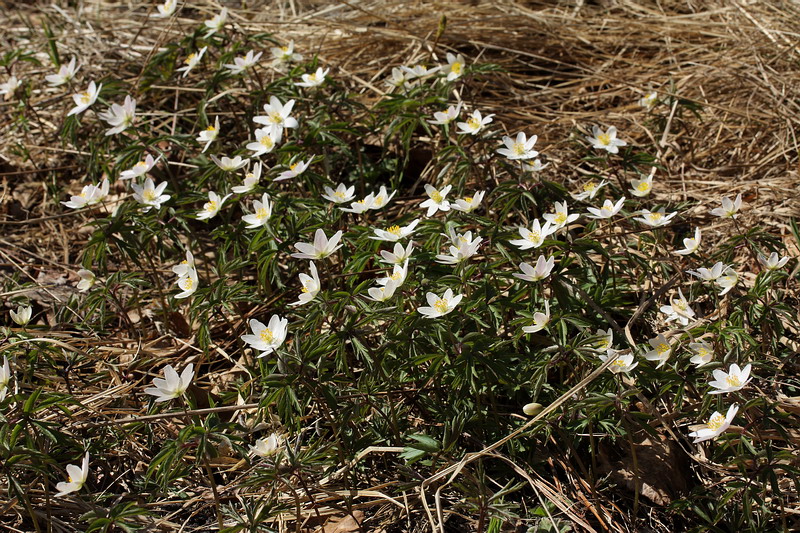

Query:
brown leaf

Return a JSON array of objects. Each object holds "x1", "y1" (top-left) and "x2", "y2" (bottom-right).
[{"x1": 314, "y1": 511, "x2": 364, "y2": 533}]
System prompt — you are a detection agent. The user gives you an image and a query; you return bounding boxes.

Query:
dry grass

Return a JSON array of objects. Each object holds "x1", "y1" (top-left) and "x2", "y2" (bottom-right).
[{"x1": 2, "y1": 1, "x2": 800, "y2": 531}]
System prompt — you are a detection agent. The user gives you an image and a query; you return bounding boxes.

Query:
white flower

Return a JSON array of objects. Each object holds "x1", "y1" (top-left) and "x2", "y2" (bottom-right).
[
  {"x1": 176, "y1": 47, "x2": 207, "y2": 78},
  {"x1": 76, "y1": 269, "x2": 95, "y2": 292},
  {"x1": 592, "y1": 328, "x2": 614, "y2": 352},
  {"x1": 709, "y1": 193, "x2": 742, "y2": 219},
  {"x1": 570, "y1": 180, "x2": 607, "y2": 201},
  {"x1": 55, "y1": 452, "x2": 90, "y2": 497},
  {"x1": 380, "y1": 241, "x2": 414, "y2": 265},
  {"x1": 543, "y1": 201, "x2": 579, "y2": 229},
  {"x1": 172, "y1": 250, "x2": 195, "y2": 278},
  {"x1": 246, "y1": 127, "x2": 281, "y2": 157},
  {"x1": 175, "y1": 268, "x2": 198, "y2": 299},
  {"x1": 156, "y1": 0, "x2": 178, "y2": 18},
  {"x1": 0, "y1": 76, "x2": 21, "y2": 100},
  {"x1": 386, "y1": 67, "x2": 412, "y2": 90},
  {"x1": 371, "y1": 220, "x2": 420, "y2": 242},
  {"x1": 456, "y1": 110, "x2": 493, "y2": 135},
  {"x1": 289, "y1": 262, "x2": 321, "y2": 306},
  {"x1": 629, "y1": 170, "x2": 654, "y2": 197},
  {"x1": 419, "y1": 184, "x2": 452, "y2": 217},
  {"x1": 253, "y1": 96, "x2": 298, "y2": 137},
  {"x1": 322, "y1": 183, "x2": 356, "y2": 204},
  {"x1": 225, "y1": 50, "x2": 262, "y2": 76},
  {"x1": 291, "y1": 229, "x2": 344, "y2": 260},
  {"x1": 67, "y1": 81, "x2": 102, "y2": 116},
  {"x1": 451, "y1": 191, "x2": 485, "y2": 213},
  {"x1": 250, "y1": 432, "x2": 284, "y2": 458},
  {"x1": 339, "y1": 195, "x2": 374, "y2": 214},
  {"x1": 241, "y1": 315, "x2": 288, "y2": 357},
  {"x1": 0, "y1": 356, "x2": 11, "y2": 401},
  {"x1": 61, "y1": 178, "x2": 109, "y2": 209},
  {"x1": 688, "y1": 404, "x2": 738, "y2": 443},
  {"x1": 522, "y1": 301, "x2": 551, "y2": 334},
  {"x1": 401, "y1": 64, "x2": 441, "y2": 81},
  {"x1": 716, "y1": 267, "x2": 738, "y2": 296},
  {"x1": 600, "y1": 349, "x2": 638, "y2": 374},
  {"x1": 98, "y1": 95, "x2": 136, "y2": 136},
  {"x1": 443, "y1": 53, "x2": 466, "y2": 81},
  {"x1": 275, "y1": 157, "x2": 312, "y2": 181},
  {"x1": 144, "y1": 364, "x2": 195, "y2": 402},
  {"x1": 232, "y1": 163, "x2": 263, "y2": 194},
  {"x1": 635, "y1": 208, "x2": 677, "y2": 228},
  {"x1": 688, "y1": 262, "x2": 728, "y2": 282},
  {"x1": 377, "y1": 259, "x2": 409, "y2": 287},
  {"x1": 197, "y1": 117, "x2": 219, "y2": 153},
  {"x1": 132, "y1": 178, "x2": 170, "y2": 211},
  {"x1": 197, "y1": 191, "x2": 230, "y2": 220},
  {"x1": 638, "y1": 91, "x2": 658, "y2": 110},
  {"x1": 586, "y1": 126, "x2": 627, "y2": 154},
  {"x1": 10, "y1": 305, "x2": 32, "y2": 326},
  {"x1": 522, "y1": 159, "x2": 549, "y2": 172},
  {"x1": 708, "y1": 363, "x2": 752, "y2": 394},
  {"x1": 644, "y1": 334, "x2": 672, "y2": 368},
  {"x1": 586, "y1": 197, "x2": 625, "y2": 219},
  {"x1": 675, "y1": 228, "x2": 701, "y2": 256},
  {"x1": 508, "y1": 219, "x2": 554, "y2": 250},
  {"x1": 497, "y1": 132, "x2": 538, "y2": 160},
  {"x1": 211, "y1": 155, "x2": 249, "y2": 172},
  {"x1": 513, "y1": 256, "x2": 555, "y2": 282},
  {"x1": 204, "y1": 7, "x2": 228, "y2": 37},
  {"x1": 758, "y1": 252, "x2": 789, "y2": 271},
  {"x1": 45, "y1": 57, "x2": 80, "y2": 86},
  {"x1": 688, "y1": 340, "x2": 714, "y2": 367},
  {"x1": 295, "y1": 67, "x2": 329, "y2": 88},
  {"x1": 242, "y1": 193, "x2": 273, "y2": 229},
  {"x1": 659, "y1": 288, "x2": 695, "y2": 326},
  {"x1": 367, "y1": 279, "x2": 399, "y2": 302},
  {"x1": 428, "y1": 102, "x2": 462, "y2": 125},
  {"x1": 418, "y1": 288, "x2": 463, "y2": 318},
  {"x1": 367, "y1": 186, "x2": 396, "y2": 210},
  {"x1": 271, "y1": 41, "x2": 303, "y2": 64},
  {"x1": 435, "y1": 231, "x2": 482, "y2": 264},
  {"x1": 120, "y1": 154, "x2": 161, "y2": 180}
]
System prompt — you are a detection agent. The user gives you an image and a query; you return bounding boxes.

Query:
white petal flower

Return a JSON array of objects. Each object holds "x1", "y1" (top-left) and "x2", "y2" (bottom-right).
[
  {"x1": 225, "y1": 50, "x2": 262, "y2": 76},
  {"x1": 196, "y1": 191, "x2": 230, "y2": 220},
  {"x1": 592, "y1": 328, "x2": 614, "y2": 352},
  {"x1": 522, "y1": 301, "x2": 551, "y2": 334},
  {"x1": 586, "y1": 125, "x2": 627, "y2": 154},
  {"x1": 197, "y1": 117, "x2": 220, "y2": 153},
  {"x1": 232, "y1": 163, "x2": 263, "y2": 194},
  {"x1": 97, "y1": 95, "x2": 136, "y2": 136},
  {"x1": 599, "y1": 349, "x2": 638, "y2": 374},
  {"x1": 289, "y1": 262, "x2": 321, "y2": 306},
  {"x1": 586, "y1": 197, "x2": 625, "y2": 219},
  {"x1": 371, "y1": 220, "x2": 420, "y2": 242},
  {"x1": 367, "y1": 186, "x2": 396, "y2": 210},
  {"x1": 250, "y1": 432, "x2": 284, "y2": 458},
  {"x1": 635, "y1": 208, "x2": 677, "y2": 227},
  {"x1": 644, "y1": 333, "x2": 672, "y2": 368},
  {"x1": 67, "y1": 81, "x2": 101, "y2": 116},
  {"x1": 708, "y1": 363, "x2": 752, "y2": 394},
  {"x1": 175, "y1": 268, "x2": 198, "y2": 299},
  {"x1": 638, "y1": 91, "x2": 659, "y2": 110},
  {"x1": 428, "y1": 102, "x2": 462, "y2": 126},
  {"x1": 513, "y1": 256, "x2": 555, "y2": 282},
  {"x1": 758, "y1": 252, "x2": 789, "y2": 271},
  {"x1": 204, "y1": 7, "x2": 228, "y2": 37},
  {"x1": 76, "y1": 269, "x2": 96, "y2": 292},
  {"x1": 497, "y1": 132, "x2": 538, "y2": 160},
  {"x1": 658, "y1": 288, "x2": 695, "y2": 326},
  {"x1": 377, "y1": 259, "x2": 409, "y2": 287},
  {"x1": 688, "y1": 261, "x2": 728, "y2": 282},
  {"x1": 629, "y1": 169, "x2": 655, "y2": 197},
  {"x1": 156, "y1": 0, "x2": 178, "y2": 18},
  {"x1": 417, "y1": 288, "x2": 463, "y2": 318},
  {"x1": 435, "y1": 232, "x2": 482, "y2": 264},
  {"x1": 253, "y1": 96, "x2": 298, "y2": 137},
  {"x1": 688, "y1": 340, "x2": 714, "y2": 367},
  {"x1": 709, "y1": 194, "x2": 742, "y2": 219},
  {"x1": 10, "y1": 305, "x2": 32, "y2": 326},
  {"x1": 55, "y1": 452, "x2": 90, "y2": 497},
  {"x1": 241, "y1": 315, "x2": 289, "y2": 357},
  {"x1": 339, "y1": 195, "x2": 375, "y2": 214},
  {"x1": 45, "y1": 57, "x2": 80, "y2": 86},
  {"x1": 144, "y1": 364, "x2": 195, "y2": 402},
  {"x1": 176, "y1": 47, "x2": 207, "y2": 78},
  {"x1": 246, "y1": 127, "x2": 282, "y2": 157},
  {"x1": 242, "y1": 193, "x2": 273, "y2": 229},
  {"x1": 521, "y1": 159, "x2": 549, "y2": 172},
  {"x1": 291, "y1": 229, "x2": 344, "y2": 260},
  {"x1": 132, "y1": 177, "x2": 170, "y2": 211},
  {"x1": 0, "y1": 356, "x2": 11, "y2": 401},
  {"x1": 120, "y1": 154, "x2": 161, "y2": 180},
  {"x1": 61, "y1": 178, "x2": 109, "y2": 209},
  {"x1": 367, "y1": 279, "x2": 399, "y2": 302},
  {"x1": 688, "y1": 405, "x2": 738, "y2": 443},
  {"x1": 456, "y1": 110, "x2": 494, "y2": 135},
  {"x1": 451, "y1": 191, "x2": 485, "y2": 213},
  {"x1": 275, "y1": 157, "x2": 313, "y2": 181},
  {"x1": 380, "y1": 241, "x2": 414, "y2": 265},
  {"x1": 570, "y1": 179, "x2": 607, "y2": 201},
  {"x1": 419, "y1": 184, "x2": 452, "y2": 217},
  {"x1": 716, "y1": 267, "x2": 739, "y2": 296},
  {"x1": 172, "y1": 250, "x2": 195, "y2": 278},
  {"x1": 542, "y1": 201, "x2": 579, "y2": 230},
  {"x1": 211, "y1": 155, "x2": 250, "y2": 172},
  {"x1": 508, "y1": 219, "x2": 554, "y2": 250},
  {"x1": 322, "y1": 183, "x2": 356, "y2": 204},
  {"x1": 443, "y1": 52, "x2": 466, "y2": 81},
  {"x1": 675, "y1": 228, "x2": 701, "y2": 256},
  {"x1": 271, "y1": 41, "x2": 303, "y2": 65},
  {"x1": 295, "y1": 67, "x2": 330, "y2": 88}
]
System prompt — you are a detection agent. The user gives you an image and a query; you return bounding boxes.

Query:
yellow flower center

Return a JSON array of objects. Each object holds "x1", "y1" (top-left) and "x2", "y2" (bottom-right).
[
  {"x1": 696, "y1": 347, "x2": 709, "y2": 358},
  {"x1": 451, "y1": 62, "x2": 463, "y2": 74},
  {"x1": 333, "y1": 191, "x2": 345, "y2": 199},
  {"x1": 707, "y1": 413, "x2": 725, "y2": 431},
  {"x1": 597, "y1": 133, "x2": 611, "y2": 145},
  {"x1": 185, "y1": 53, "x2": 196, "y2": 65},
  {"x1": 726, "y1": 375, "x2": 741, "y2": 387},
  {"x1": 612, "y1": 358, "x2": 627, "y2": 368},
  {"x1": 308, "y1": 73, "x2": 318, "y2": 82},
  {"x1": 657, "y1": 343, "x2": 670, "y2": 355},
  {"x1": 637, "y1": 181, "x2": 650, "y2": 192},
  {"x1": 467, "y1": 117, "x2": 479, "y2": 129},
  {"x1": 290, "y1": 162, "x2": 299, "y2": 171},
  {"x1": 596, "y1": 339, "x2": 610, "y2": 350},
  {"x1": 390, "y1": 271, "x2": 402, "y2": 281},
  {"x1": 674, "y1": 300, "x2": 687, "y2": 311},
  {"x1": 206, "y1": 125, "x2": 216, "y2": 131},
  {"x1": 260, "y1": 136, "x2": 274, "y2": 148},
  {"x1": 386, "y1": 225, "x2": 402, "y2": 236},
  {"x1": 256, "y1": 207, "x2": 269, "y2": 219},
  {"x1": 269, "y1": 111, "x2": 283, "y2": 124},
  {"x1": 143, "y1": 190, "x2": 158, "y2": 202},
  {"x1": 433, "y1": 298, "x2": 449, "y2": 313},
  {"x1": 583, "y1": 181, "x2": 597, "y2": 192},
  {"x1": 430, "y1": 190, "x2": 443, "y2": 203},
  {"x1": 259, "y1": 328, "x2": 274, "y2": 343},
  {"x1": 554, "y1": 212, "x2": 566, "y2": 224},
  {"x1": 135, "y1": 161, "x2": 148, "y2": 169},
  {"x1": 246, "y1": 172, "x2": 255, "y2": 180},
  {"x1": 374, "y1": 195, "x2": 385, "y2": 206},
  {"x1": 512, "y1": 143, "x2": 526, "y2": 156},
  {"x1": 204, "y1": 200, "x2": 217, "y2": 213},
  {"x1": 526, "y1": 230, "x2": 541, "y2": 243},
  {"x1": 281, "y1": 46, "x2": 289, "y2": 53},
  {"x1": 649, "y1": 213, "x2": 663, "y2": 221},
  {"x1": 80, "y1": 92, "x2": 91, "y2": 104},
  {"x1": 182, "y1": 278, "x2": 193, "y2": 289},
  {"x1": 463, "y1": 196, "x2": 473, "y2": 204}
]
